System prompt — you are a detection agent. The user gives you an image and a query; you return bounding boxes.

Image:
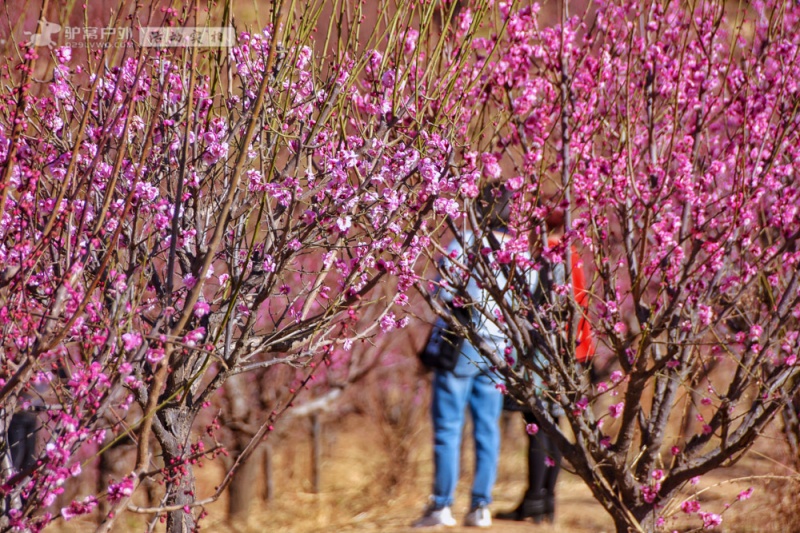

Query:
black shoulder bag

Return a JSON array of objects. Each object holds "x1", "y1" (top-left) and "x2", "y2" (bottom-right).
[{"x1": 419, "y1": 306, "x2": 472, "y2": 371}]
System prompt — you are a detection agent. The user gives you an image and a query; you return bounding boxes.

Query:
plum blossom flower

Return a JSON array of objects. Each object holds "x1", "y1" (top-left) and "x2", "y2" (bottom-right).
[
  {"x1": 404, "y1": 29, "x2": 419, "y2": 53},
  {"x1": 121, "y1": 332, "x2": 142, "y2": 352},
  {"x1": 506, "y1": 175, "x2": 524, "y2": 190},
  {"x1": 183, "y1": 328, "x2": 206, "y2": 347},
  {"x1": 336, "y1": 216, "x2": 352, "y2": 233},
  {"x1": 641, "y1": 483, "x2": 660, "y2": 504},
  {"x1": 194, "y1": 301, "x2": 211, "y2": 318},
  {"x1": 749, "y1": 324, "x2": 763, "y2": 342},
  {"x1": 61, "y1": 496, "x2": 98, "y2": 521},
  {"x1": 525, "y1": 423, "x2": 539, "y2": 435},
  {"x1": 574, "y1": 396, "x2": 589, "y2": 412},
  {"x1": 481, "y1": 152, "x2": 502, "y2": 180},
  {"x1": 381, "y1": 69, "x2": 396, "y2": 88},
  {"x1": 699, "y1": 512, "x2": 722, "y2": 529},
  {"x1": 107, "y1": 475, "x2": 135, "y2": 503},
  {"x1": 380, "y1": 313, "x2": 397, "y2": 332},
  {"x1": 146, "y1": 348, "x2": 165, "y2": 364},
  {"x1": 55, "y1": 46, "x2": 72, "y2": 63},
  {"x1": 609, "y1": 402, "x2": 624, "y2": 418},
  {"x1": 433, "y1": 197, "x2": 460, "y2": 217},
  {"x1": 737, "y1": 487, "x2": 754, "y2": 501},
  {"x1": 460, "y1": 177, "x2": 480, "y2": 198},
  {"x1": 183, "y1": 274, "x2": 198, "y2": 289},
  {"x1": 202, "y1": 141, "x2": 229, "y2": 165},
  {"x1": 697, "y1": 304, "x2": 714, "y2": 326},
  {"x1": 544, "y1": 456, "x2": 555, "y2": 467},
  {"x1": 681, "y1": 500, "x2": 701, "y2": 514}
]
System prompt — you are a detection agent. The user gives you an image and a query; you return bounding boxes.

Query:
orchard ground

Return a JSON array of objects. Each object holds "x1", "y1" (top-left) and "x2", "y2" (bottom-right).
[{"x1": 56, "y1": 394, "x2": 798, "y2": 533}]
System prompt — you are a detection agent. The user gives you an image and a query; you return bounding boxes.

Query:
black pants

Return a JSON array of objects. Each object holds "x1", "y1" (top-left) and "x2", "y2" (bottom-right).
[
  {"x1": 522, "y1": 411, "x2": 561, "y2": 500},
  {"x1": 9, "y1": 411, "x2": 38, "y2": 472}
]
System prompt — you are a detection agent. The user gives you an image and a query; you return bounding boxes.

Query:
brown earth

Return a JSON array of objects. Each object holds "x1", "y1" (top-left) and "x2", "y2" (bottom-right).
[{"x1": 56, "y1": 407, "x2": 799, "y2": 533}]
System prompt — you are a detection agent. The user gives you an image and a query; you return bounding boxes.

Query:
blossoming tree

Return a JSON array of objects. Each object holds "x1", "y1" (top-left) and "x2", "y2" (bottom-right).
[
  {"x1": 424, "y1": 0, "x2": 800, "y2": 531},
  {"x1": 0, "y1": 0, "x2": 491, "y2": 530}
]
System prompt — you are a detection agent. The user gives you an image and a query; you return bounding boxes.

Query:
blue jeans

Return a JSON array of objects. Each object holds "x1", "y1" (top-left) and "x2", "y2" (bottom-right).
[{"x1": 431, "y1": 339, "x2": 504, "y2": 509}]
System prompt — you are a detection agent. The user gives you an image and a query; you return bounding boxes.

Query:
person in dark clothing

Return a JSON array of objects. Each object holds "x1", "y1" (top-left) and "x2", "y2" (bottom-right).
[
  {"x1": 496, "y1": 410, "x2": 562, "y2": 522},
  {"x1": 496, "y1": 207, "x2": 594, "y2": 524}
]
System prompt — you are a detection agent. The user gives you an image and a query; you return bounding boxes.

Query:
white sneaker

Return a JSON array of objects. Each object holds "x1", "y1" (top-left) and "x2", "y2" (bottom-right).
[
  {"x1": 412, "y1": 503, "x2": 457, "y2": 528},
  {"x1": 464, "y1": 505, "x2": 492, "y2": 527}
]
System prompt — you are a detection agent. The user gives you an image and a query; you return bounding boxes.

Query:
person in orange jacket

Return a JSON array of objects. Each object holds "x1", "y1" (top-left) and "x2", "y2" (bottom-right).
[{"x1": 496, "y1": 207, "x2": 594, "y2": 524}]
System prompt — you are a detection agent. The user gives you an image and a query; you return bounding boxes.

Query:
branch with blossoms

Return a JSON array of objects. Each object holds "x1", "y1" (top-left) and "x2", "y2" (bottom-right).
[
  {"x1": 0, "y1": 0, "x2": 498, "y2": 530},
  {"x1": 424, "y1": 0, "x2": 800, "y2": 531}
]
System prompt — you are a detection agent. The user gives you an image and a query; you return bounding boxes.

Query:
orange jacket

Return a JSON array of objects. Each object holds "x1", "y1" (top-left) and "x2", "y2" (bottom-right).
[{"x1": 548, "y1": 236, "x2": 595, "y2": 363}]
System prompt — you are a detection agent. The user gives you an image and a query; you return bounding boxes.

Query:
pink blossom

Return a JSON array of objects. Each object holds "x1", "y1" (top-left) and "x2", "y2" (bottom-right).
[
  {"x1": 381, "y1": 69, "x2": 396, "y2": 88},
  {"x1": 107, "y1": 475, "x2": 135, "y2": 503},
  {"x1": 609, "y1": 402, "x2": 624, "y2": 419},
  {"x1": 194, "y1": 301, "x2": 211, "y2": 318},
  {"x1": 749, "y1": 324, "x2": 763, "y2": 342},
  {"x1": 61, "y1": 496, "x2": 97, "y2": 521},
  {"x1": 506, "y1": 176, "x2": 524, "y2": 190},
  {"x1": 737, "y1": 487, "x2": 754, "y2": 501},
  {"x1": 544, "y1": 456, "x2": 555, "y2": 467},
  {"x1": 121, "y1": 332, "x2": 142, "y2": 352},
  {"x1": 699, "y1": 512, "x2": 722, "y2": 529},
  {"x1": 481, "y1": 152, "x2": 502, "y2": 180},
  {"x1": 681, "y1": 500, "x2": 701, "y2": 514},
  {"x1": 55, "y1": 46, "x2": 72, "y2": 63},
  {"x1": 380, "y1": 313, "x2": 397, "y2": 332},
  {"x1": 336, "y1": 216, "x2": 352, "y2": 233},
  {"x1": 183, "y1": 274, "x2": 198, "y2": 289},
  {"x1": 525, "y1": 423, "x2": 539, "y2": 435},
  {"x1": 146, "y1": 348, "x2": 165, "y2": 365},
  {"x1": 183, "y1": 328, "x2": 206, "y2": 347},
  {"x1": 641, "y1": 483, "x2": 660, "y2": 504},
  {"x1": 460, "y1": 178, "x2": 480, "y2": 198},
  {"x1": 404, "y1": 29, "x2": 419, "y2": 54}
]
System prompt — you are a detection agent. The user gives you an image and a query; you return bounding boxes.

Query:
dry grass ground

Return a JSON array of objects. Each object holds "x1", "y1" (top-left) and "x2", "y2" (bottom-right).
[
  {"x1": 52, "y1": 361, "x2": 800, "y2": 533},
  {"x1": 53, "y1": 409, "x2": 796, "y2": 533}
]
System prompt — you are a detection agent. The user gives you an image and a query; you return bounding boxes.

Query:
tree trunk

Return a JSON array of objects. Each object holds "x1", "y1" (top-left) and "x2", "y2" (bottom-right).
[
  {"x1": 155, "y1": 406, "x2": 197, "y2": 533},
  {"x1": 227, "y1": 442, "x2": 264, "y2": 520},
  {"x1": 222, "y1": 374, "x2": 263, "y2": 521},
  {"x1": 605, "y1": 501, "x2": 658, "y2": 533}
]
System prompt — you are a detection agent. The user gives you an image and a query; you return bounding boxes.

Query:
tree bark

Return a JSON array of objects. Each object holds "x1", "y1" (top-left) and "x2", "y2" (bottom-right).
[
  {"x1": 155, "y1": 406, "x2": 197, "y2": 533},
  {"x1": 227, "y1": 442, "x2": 264, "y2": 520}
]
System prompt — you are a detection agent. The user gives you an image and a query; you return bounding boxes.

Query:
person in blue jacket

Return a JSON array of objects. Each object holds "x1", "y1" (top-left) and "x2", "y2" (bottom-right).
[{"x1": 414, "y1": 188, "x2": 539, "y2": 529}]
